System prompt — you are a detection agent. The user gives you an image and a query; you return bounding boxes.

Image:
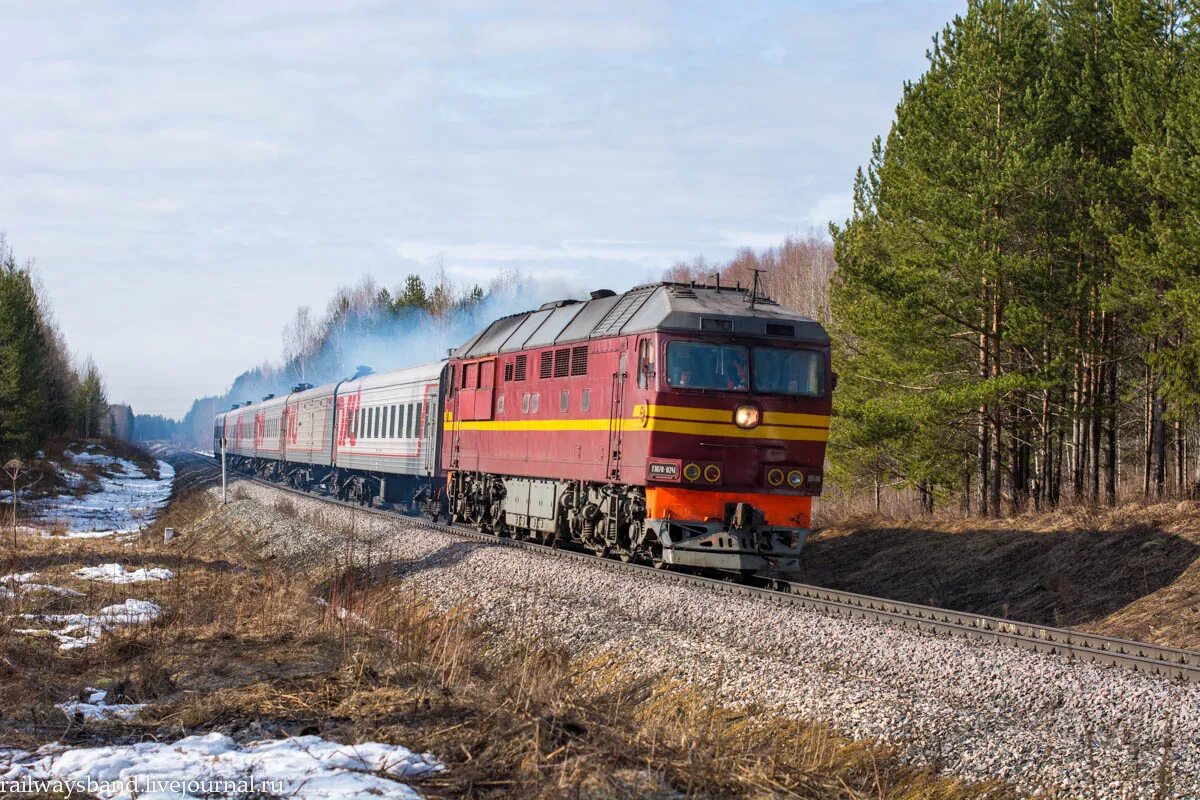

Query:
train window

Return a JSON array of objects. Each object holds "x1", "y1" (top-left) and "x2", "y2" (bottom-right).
[
  {"x1": 752, "y1": 348, "x2": 825, "y2": 397},
  {"x1": 559, "y1": 389, "x2": 569, "y2": 413},
  {"x1": 531, "y1": 393, "x2": 540, "y2": 413},
  {"x1": 504, "y1": 362, "x2": 513, "y2": 381},
  {"x1": 497, "y1": 395, "x2": 505, "y2": 415},
  {"x1": 581, "y1": 388, "x2": 591, "y2": 412},
  {"x1": 407, "y1": 403, "x2": 415, "y2": 438},
  {"x1": 666, "y1": 341, "x2": 748, "y2": 391},
  {"x1": 514, "y1": 354, "x2": 527, "y2": 381},
  {"x1": 553, "y1": 348, "x2": 570, "y2": 378},
  {"x1": 521, "y1": 393, "x2": 530, "y2": 414},
  {"x1": 570, "y1": 346, "x2": 588, "y2": 376},
  {"x1": 539, "y1": 351, "x2": 553, "y2": 379},
  {"x1": 638, "y1": 338, "x2": 655, "y2": 389}
]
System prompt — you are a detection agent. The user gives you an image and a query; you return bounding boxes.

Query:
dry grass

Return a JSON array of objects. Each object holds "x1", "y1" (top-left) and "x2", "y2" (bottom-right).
[{"x1": 0, "y1": 483, "x2": 1019, "y2": 799}]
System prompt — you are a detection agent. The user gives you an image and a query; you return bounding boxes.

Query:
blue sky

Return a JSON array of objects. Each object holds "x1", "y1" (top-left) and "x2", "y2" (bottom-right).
[{"x1": 1, "y1": 0, "x2": 959, "y2": 417}]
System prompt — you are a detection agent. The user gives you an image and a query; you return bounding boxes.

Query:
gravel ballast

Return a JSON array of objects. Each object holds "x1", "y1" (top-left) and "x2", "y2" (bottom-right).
[{"x1": 220, "y1": 482, "x2": 1200, "y2": 798}]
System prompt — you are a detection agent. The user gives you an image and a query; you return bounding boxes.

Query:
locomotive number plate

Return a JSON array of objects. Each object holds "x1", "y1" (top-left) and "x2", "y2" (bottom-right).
[{"x1": 648, "y1": 462, "x2": 680, "y2": 481}]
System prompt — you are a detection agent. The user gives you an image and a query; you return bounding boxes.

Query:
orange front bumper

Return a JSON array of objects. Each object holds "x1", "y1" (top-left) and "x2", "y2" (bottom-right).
[{"x1": 645, "y1": 486, "x2": 812, "y2": 528}]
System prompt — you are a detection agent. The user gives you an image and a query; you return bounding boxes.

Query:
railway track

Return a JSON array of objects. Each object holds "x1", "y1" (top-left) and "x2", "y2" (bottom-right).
[{"x1": 180, "y1": 450, "x2": 1200, "y2": 683}]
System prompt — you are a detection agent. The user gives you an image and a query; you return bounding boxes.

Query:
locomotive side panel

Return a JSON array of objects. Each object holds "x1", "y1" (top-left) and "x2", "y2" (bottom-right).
[{"x1": 444, "y1": 338, "x2": 638, "y2": 484}]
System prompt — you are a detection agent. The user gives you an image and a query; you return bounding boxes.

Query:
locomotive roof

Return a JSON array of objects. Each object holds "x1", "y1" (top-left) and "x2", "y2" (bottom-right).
[{"x1": 453, "y1": 281, "x2": 829, "y2": 359}]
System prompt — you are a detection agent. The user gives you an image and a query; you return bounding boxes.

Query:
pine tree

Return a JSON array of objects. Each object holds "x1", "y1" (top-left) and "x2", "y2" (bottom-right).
[
  {"x1": 0, "y1": 243, "x2": 54, "y2": 458},
  {"x1": 73, "y1": 359, "x2": 108, "y2": 440},
  {"x1": 833, "y1": 0, "x2": 1069, "y2": 514}
]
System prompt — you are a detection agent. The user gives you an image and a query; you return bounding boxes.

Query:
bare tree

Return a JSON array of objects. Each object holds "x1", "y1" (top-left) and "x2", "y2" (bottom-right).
[
  {"x1": 663, "y1": 232, "x2": 835, "y2": 322},
  {"x1": 282, "y1": 306, "x2": 321, "y2": 382},
  {"x1": 3, "y1": 458, "x2": 40, "y2": 547}
]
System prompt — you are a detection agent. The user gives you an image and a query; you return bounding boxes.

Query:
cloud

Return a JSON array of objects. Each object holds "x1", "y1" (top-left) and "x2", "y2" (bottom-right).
[{"x1": 806, "y1": 193, "x2": 853, "y2": 229}]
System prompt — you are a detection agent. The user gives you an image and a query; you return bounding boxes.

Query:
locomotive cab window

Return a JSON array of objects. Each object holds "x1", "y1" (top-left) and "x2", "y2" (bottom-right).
[
  {"x1": 752, "y1": 348, "x2": 825, "y2": 397},
  {"x1": 637, "y1": 338, "x2": 655, "y2": 389},
  {"x1": 666, "y1": 341, "x2": 748, "y2": 391}
]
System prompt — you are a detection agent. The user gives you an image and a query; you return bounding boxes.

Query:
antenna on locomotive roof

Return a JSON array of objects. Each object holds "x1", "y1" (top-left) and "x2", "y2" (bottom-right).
[
  {"x1": 747, "y1": 268, "x2": 766, "y2": 308},
  {"x1": 714, "y1": 272, "x2": 720, "y2": 291}
]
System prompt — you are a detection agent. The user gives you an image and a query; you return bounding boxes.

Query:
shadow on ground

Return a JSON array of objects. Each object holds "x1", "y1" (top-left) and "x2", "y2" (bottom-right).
[{"x1": 798, "y1": 522, "x2": 1200, "y2": 628}]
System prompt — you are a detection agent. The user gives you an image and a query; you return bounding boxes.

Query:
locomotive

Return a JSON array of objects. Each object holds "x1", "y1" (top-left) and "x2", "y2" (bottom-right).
[{"x1": 215, "y1": 281, "x2": 832, "y2": 576}]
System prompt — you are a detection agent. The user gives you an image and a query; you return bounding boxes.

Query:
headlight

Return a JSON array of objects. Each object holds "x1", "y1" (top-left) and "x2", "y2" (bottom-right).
[
  {"x1": 787, "y1": 469, "x2": 804, "y2": 488},
  {"x1": 704, "y1": 464, "x2": 722, "y2": 483},
  {"x1": 766, "y1": 468, "x2": 785, "y2": 487},
  {"x1": 734, "y1": 404, "x2": 761, "y2": 429},
  {"x1": 683, "y1": 463, "x2": 702, "y2": 482}
]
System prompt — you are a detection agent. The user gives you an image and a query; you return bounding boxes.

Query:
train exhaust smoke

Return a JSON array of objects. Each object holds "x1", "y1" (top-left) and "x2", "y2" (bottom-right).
[{"x1": 181, "y1": 270, "x2": 588, "y2": 441}]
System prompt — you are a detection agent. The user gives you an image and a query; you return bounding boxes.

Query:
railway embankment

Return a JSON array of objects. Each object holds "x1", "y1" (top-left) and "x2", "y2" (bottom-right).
[
  {"x1": 803, "y1": 506, "x2": 1200, "y2": 650},
  {"x1": 187, "y1": 465, "x2": 1200, "y2": 799}
]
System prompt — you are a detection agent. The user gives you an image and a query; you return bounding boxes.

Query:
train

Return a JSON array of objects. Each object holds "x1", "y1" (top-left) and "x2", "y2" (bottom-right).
[{"x1": 214, "y1": 281, "x2": 833, "y2": 576}]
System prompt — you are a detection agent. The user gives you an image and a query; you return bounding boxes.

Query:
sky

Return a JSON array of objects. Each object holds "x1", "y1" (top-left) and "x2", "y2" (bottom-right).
[{"x1": 0, "y1": 0, "x2": 960, "y2": 418}]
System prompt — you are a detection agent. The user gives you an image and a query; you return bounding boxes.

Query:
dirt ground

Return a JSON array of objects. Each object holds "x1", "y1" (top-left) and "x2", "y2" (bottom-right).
[{"x1": 803, "y1": 502, "x2": 1200, "y2": 649}]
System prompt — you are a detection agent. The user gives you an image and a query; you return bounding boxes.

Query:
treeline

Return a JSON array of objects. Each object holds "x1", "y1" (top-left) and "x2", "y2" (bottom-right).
[
  {"x1": 0, "y1": 236, "x2": 113, "y2": 459},
  {"x1": 178, "y1": 270, "x2": 512, "y2": 445},
  {"x1": 830, "y1": 0, "x2": 1200, "y2": 514},
  {"x1": 665, "y1": 233, "x2": 835, "y2": 325}
]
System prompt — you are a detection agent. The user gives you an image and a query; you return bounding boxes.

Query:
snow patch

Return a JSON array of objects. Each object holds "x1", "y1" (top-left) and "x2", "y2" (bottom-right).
[
  {"x1": 0, "y1": 572, "x2": 84, "y2": 599},
  {"x1": 0, "y1": 733, "x2": 442, "y2": 799},
  {"x1": 56, "y1": 689, "x2": 144, "y2": 721},
  {"x1": 74, "y1": 564, "x2": 174, "y2": 584},
  {"x1": 18, "y1": 455, "x2": 174, "y2": 535},
  {"x1": 17, "y1": 599, "x2": 163, "y2": 650}
]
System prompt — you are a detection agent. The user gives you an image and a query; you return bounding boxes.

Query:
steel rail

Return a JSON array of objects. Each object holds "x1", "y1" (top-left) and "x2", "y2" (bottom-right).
[{"x1": 182, "y1": 451, "x2": 1200, "y2": 683}]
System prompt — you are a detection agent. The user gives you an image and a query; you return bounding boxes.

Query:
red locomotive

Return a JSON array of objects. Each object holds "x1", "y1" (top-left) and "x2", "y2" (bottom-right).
[{"x1": 442, "y1": 281, "x2": 831, "y2": 574}]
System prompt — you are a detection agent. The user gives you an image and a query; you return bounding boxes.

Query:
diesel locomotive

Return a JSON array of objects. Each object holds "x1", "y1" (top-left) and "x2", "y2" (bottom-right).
[{"x1": 215, "y1": 281, "x2": 832, "y2": 576}]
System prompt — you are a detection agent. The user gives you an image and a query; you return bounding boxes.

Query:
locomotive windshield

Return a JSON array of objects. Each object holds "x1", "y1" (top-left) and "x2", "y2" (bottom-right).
[
  {"x1": 666, "y1": 341, "x2": 748, "y2": 390},
  {"x1": 666, "y1": 340, "x2": 825, "y2": 397},
  {"x1": 752, "y1": 347, "x2": 825, "y2": 397}
]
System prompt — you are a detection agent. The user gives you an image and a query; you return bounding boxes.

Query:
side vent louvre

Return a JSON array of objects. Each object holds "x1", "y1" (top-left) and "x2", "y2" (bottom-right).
[
  {"x1": 504, "y1": 362, "x2": 514, "y2": 381},
  {"x1": 553, "y1": 348, "x2": 570, "y2": 378},
  {"x1": 514, "y1": 354, "x2": 527, "y2": 381},
  {"x1": 766, "y1": 323, "x2": 795, "y2": 336},
  {"x1": 570, "y1": 346, "x2": 588, "y2": 376},
  {"x1": 540, "y1": 351, "x2": 553, "y2": 379}
]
